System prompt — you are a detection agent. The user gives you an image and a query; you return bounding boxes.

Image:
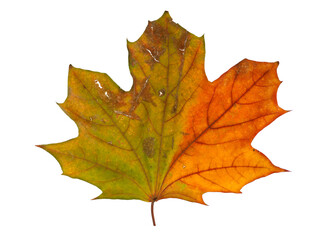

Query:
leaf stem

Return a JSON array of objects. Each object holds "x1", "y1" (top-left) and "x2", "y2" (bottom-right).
[{"x1": 151, "y1": 200, "x2": 156, "y2": 226}]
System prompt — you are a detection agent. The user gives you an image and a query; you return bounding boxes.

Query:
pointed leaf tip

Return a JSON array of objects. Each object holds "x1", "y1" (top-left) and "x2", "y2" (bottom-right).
[
  {"x1": 163, "y1": 10, "x2": 170, "y2": 17},
  {"x1": 159, "y1": 10, "x2": 172, "y2": 22},
  {"x1": 279, "y1": 168, "x2": 290, "y2": 173}
]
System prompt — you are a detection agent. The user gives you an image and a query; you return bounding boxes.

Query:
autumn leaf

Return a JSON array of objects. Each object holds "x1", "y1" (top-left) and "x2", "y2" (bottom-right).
[{"x1": 38, "y1": 11, "x2": 287, "y2": 226}]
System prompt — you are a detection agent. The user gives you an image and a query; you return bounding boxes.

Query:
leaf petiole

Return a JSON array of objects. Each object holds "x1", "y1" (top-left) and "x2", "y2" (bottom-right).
[{"x1": 151, "y1": 200, "x2": 156, "y2": 226}]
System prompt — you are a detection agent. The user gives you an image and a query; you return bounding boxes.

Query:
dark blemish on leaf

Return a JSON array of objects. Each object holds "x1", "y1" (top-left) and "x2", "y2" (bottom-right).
[
  {"x1": 158, "y1": 89, "x2": 165, "y2": 97},
  {"x1": 172, "y1": 137, "x2": 174, "y2": 149},
  {"x1": 138, "y1": 40, "x2": 165, "y2": 69},
  {"x1": 171, "y1": 104, "x2": 177, "y2": 113},
  {"x1": 181, "y1": 132, "x2": 189, "y2": 136},
  {"x1": 162, "y1": 152, "x2": 167, "y2": 158},
  {"x1": 143, "y1": 137, "x2": 155, "y2": 158},
  {"x1": 145, "y1": 21, "x2": 167, "y2": 44},
  {"x1": 176, "y1": 31, "x2": 190, "y2": 55},
  {"x1": 171, "y1": 31, "x2": 190, "y2": 115},
  {"x1": 114, "y1": 110, "x2": 134, "y2": 118},
  {"x1": 130, "y1": 76, "x2": 156, "y2": 111},
  {"x1": 146, "y1": 48, "x2": 160, "y2": 62},
  {"x1": 129, "y1": 55, "x2": 137, "y2": 67}
]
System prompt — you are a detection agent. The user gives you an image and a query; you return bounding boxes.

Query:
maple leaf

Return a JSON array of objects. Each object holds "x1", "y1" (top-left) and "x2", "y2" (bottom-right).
[{"x1": 38, "y1": 11, "x2": 287, "y2": 226}]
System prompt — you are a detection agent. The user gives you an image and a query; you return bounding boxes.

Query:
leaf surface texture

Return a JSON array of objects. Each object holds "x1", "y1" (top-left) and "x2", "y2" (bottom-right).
[{"x1": 40, "y1": 12, "x2": 287, "y2": 205}]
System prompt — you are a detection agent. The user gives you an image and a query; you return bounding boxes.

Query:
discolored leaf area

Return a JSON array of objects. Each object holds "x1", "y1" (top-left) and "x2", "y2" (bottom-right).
[{"x1": 38, "y1": 11, "x2": 287, "y2": 225}]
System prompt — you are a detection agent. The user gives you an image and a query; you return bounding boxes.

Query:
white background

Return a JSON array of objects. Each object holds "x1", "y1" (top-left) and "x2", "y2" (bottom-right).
[{"x1": 1, "y1": 0, "x2": 320, "y2": 239}]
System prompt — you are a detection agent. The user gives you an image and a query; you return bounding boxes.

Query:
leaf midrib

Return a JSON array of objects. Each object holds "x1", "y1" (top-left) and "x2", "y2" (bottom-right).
[{"x1": 154, "y1": 30, "x2": 203, "y2": 195}]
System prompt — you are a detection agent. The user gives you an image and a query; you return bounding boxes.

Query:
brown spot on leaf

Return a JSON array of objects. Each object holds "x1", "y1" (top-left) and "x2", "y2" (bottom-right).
[
  {"x1": 130, "y1": 77, "x2": 156, "y2": 114},
  {"x1": 145, "y1": 46, "x2": 166, "y2": 68},
  {"x1": 158, "y1": 88, "x2": 165, "y2": 97},
  {"x1": 129, "y1": 55, "x2": 137, "y2": 67},
  {"x1": 141, "y1": 80, "x2": 156, "y2": 105},
  {"x1": 171, "y1": 104, "x2": 177, "y2": 113},
  {"x1": 143, "y1": 137, "x2": 155, "y2": 158},
  {"x1": 145, "y1": 21, "x2": 167, "y2": 45},
  {"x1": 172, "y1": 136, "x2": 174, "y2": 149},
  {"x1": 175, "y1": 31, "x2": 190, "y2": 55}
]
